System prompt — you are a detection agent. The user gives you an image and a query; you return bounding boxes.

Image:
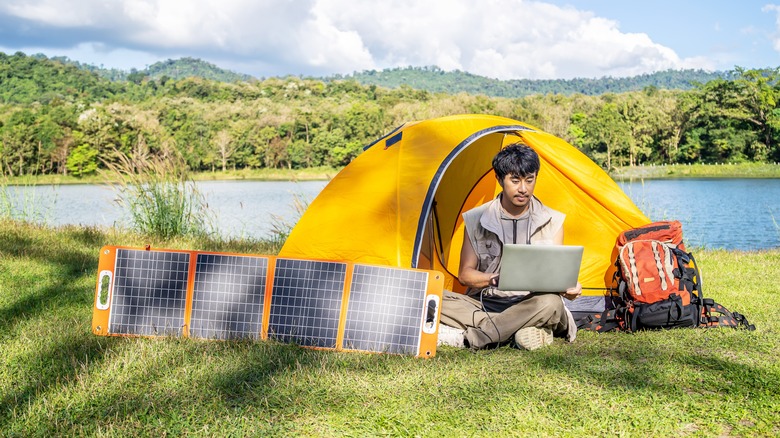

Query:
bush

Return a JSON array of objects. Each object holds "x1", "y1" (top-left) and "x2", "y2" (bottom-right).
[{"x1": 104, "y1": 152, "x2": 213, "y2": 239}]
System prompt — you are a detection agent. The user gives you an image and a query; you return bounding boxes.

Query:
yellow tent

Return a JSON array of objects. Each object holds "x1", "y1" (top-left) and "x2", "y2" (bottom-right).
[{"x1": 280, "y1": 114, "x2": 649, "y2": 310}]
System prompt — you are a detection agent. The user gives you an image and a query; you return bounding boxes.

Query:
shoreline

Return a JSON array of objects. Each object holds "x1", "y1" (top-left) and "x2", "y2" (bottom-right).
[
  {"x1": 1, "y1": 166, "x2": 341, "y2": 186},
  {"x1": 610, "y1": 162, "x2": 780, "y2": 180},
  {"x1": 3, "y1": 163, "x2": 779, "y2": 186}
]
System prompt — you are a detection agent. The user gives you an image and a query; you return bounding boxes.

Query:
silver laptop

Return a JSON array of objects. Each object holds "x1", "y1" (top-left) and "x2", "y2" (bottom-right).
[{"x1": 497, "y1": 244, "x2": 584, "y2": 292}]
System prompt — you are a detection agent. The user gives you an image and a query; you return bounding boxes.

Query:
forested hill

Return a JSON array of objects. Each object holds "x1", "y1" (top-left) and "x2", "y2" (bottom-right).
[
  {"x1": 2, "y1": 51, "x2": 779, "y2": 178},
  {"x1": 12, "y1": 52, "x2": 733, "y2": 97},
  {"x1": 326, "y1": 66, "x2": 734, "y2": 97},
  {"x1": 1, "y1": 53, "x2": 124, "y2": 103},
  {"x1": 144, "y1": 57, "x2": 253, "y2": 83},
  {"x1": 31, "y1": 54, "x2": 252, "y2": 83}
]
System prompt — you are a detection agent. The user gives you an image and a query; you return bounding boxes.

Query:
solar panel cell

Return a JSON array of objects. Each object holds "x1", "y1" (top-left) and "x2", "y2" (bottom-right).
[
  {"x1": 108, "y1": 249, "x2": 189, "y2": 336},
  {"x1": 343, "y1": 265, "x2": 429, "y2": 355},
  {"x1": 268, "y1": 258, "x2": 347, "y2": 348},
  {"x1": 190, "y1": 253, "x2": 268, "y2": 340}
]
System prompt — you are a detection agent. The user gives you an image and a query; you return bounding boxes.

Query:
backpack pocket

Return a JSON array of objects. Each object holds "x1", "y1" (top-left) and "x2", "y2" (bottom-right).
[
  {"x1": 630, "y1": 293, "x2": 698, "y2": 330},
  {"x1": 619, "y1": 240, "x2": 689, "y2": 305}
]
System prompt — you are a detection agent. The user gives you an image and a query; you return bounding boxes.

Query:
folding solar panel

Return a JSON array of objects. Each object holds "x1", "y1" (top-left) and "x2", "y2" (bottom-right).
[{"x1": 93, "y1": 246, "x2": 444, "y2": 358}]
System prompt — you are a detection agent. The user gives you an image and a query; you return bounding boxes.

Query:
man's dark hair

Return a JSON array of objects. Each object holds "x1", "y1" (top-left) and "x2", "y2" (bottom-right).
[{"x1": 492, "y1": 143, "x2": 540, "y2": 180}]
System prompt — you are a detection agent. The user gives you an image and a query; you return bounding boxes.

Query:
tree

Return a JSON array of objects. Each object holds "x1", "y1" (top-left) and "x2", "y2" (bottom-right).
[
  {"x1": 657, "y1": 90, "x2": 697, "y2": 164},
  {"x1": 732, "y1": 67, "x2": 780, "y2": 161},
  {"x1": 681, "y1": 76, "x2": 759, "y2": 163},
  {"x1": 214, "y1": 129, "x2": 236, "y2": 171},
  {"x1": 51, "y1": 131, "x2": 74, "y2": 175},
  {"x1": 0, "y1": 108, "x2": 51, "y2": 175},
  {"x1": 579, "y1": 101, "x2": 633, "y2": 170},
  {"x1": 616, "y1": 94, "x2": 655, "y2": 166},
  {"x1": 127, "y1": 69, "x2": 147, "y2": 85},
  {"x1": 75, "y1": 105, "x2": 123, "y2": 165},
  {"x1": 334, "y1": 102, "x2": 386, "y2": 149},
  {"x1": 311, "y1": 127, "x2": 346, "y2": 167},
  {"x1": 66, "y1": 144, "x2": 99, "y2": 176},
  {"x1": 3, "y1": 53, "x2": 780, "y2": 175},
  {"x1": 287, "y1": 139, "x2": 314, "y2": 168}
]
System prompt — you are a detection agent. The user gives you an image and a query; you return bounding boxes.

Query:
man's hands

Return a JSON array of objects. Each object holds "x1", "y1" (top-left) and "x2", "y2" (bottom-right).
[
  {"x1": 485, "y1": 275, "x2": 580, "y2": 300},
  {"x1": 561, "y1": 282, "x2": 582, "y2": 300}
]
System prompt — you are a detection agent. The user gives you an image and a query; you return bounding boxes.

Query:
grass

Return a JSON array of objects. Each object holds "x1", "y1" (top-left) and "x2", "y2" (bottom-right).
[
  {"x1": 190, "y1": 166, "x2": 340, "y2": 182},
  {"x1": 102, "y1": 153, "x2": 214, "y2": 239},
  {"x1": 267, "y1": 192, "x2": 311, "y2": 249},
  {"x1": 613, "y1": 162, "x2": 780, "y2": 180},
  {"x1": 0, "y1": 176, "x2": 57, "y2": 224},
  {"x1": 2, "y1": 166, "x2": 340, "y2": 186},
  {"x1": 1, "y1": 220, "x2": 779, "y2": 436}
]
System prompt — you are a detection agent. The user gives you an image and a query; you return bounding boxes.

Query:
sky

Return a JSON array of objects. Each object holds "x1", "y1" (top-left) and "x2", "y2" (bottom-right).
[{"x1": 1, "y1": 0, "x2": 779, "y2": 80}]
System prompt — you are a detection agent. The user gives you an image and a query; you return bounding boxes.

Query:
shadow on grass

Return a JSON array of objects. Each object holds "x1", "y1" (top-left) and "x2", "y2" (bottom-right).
[
  {"x1": 525, "y1": 337, "x2": 780, "y2": 398},
  {"x1": 6, "y1": 329, "x2": 778, "y2": 435},
  {"x1": 190, "y1": 328, "x2": 780, "y2": 434},
  {"x1": 169, "y1": 340, "x2": 777, "y2": 435},
  {"x1": 0, "y1": 330, "x2": 118, "y2": 424},
  {"x1": 0, "y1": 222, "x2": 118, "y2": 426},
  {"x1": 0, "y1": 223, "x2": 103, "y2": 333},
  {"x1": 14, "y1": 341, "x2": 329, "y2": 435}
]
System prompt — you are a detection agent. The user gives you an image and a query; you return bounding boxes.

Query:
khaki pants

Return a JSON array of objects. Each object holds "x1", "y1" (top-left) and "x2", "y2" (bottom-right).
[{"x1": 440, "y1": 290, "x2": 570, "y2": 349}]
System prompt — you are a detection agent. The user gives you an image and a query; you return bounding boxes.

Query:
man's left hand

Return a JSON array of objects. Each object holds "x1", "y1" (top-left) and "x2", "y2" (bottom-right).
[{"x1": 561, "y1": 282, "x2": 582, "y2": 301}]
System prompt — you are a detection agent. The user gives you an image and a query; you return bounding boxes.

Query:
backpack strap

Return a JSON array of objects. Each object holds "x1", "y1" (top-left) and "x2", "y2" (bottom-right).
[
  {"x1": 576, "y1": 308, "x2": 626, "y2": 333},
  {"x1": 700, "y1": 298, "x2": 756, "y2": 330},
  {"x1": 732, "y1": 312, "x2": 756, "y2": 331},
  {"x1": 671, "y1": 247, "x2": 702, "y2": 294}
]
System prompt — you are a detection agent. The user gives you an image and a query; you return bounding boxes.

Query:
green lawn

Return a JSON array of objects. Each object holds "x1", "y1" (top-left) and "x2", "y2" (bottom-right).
[
  {"x1": 1, "y1": 220, "x2": 778, "y2": 436},
  {"x1": 612, "y1": 162, "x2": 780, "y2": 180},
  {"x1": 2, "y1": 166, "x2": 340, "y2": 187}
]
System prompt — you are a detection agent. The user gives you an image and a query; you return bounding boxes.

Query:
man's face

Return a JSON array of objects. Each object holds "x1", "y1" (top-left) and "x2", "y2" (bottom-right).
[{"x1": 499, "y1": 173, "x2": 537, "y2": 213}]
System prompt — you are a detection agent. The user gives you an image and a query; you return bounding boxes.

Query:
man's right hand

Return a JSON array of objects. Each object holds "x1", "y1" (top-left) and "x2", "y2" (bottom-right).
[{"x1": 561, "y1": 282, "x2": 582, "y2": 300}]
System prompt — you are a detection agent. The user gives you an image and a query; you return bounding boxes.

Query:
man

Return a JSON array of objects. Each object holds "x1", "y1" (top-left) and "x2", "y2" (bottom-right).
[{"x1": 439, "y1": 143, "x2": 582, "y2": 350}]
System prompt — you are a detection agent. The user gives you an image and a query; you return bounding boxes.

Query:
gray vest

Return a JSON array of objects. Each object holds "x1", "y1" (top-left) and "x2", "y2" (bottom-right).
[{"x1": 462, "y1": 196, "x2": 565, "y2": 296}]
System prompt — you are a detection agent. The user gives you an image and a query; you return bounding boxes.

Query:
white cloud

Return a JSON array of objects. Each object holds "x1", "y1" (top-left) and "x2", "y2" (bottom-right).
[
  {"x1": 317, "y1": 0, "x2": 708, "y2": 79},
  {"x1": 762, "y1": 4, "x2": 780, "y2": 52},
  {"x1": 296, "y1": 5, "x2": 375, "y2": 71},
  {"x1": 2, "y1": 0, "x2": 102, "y2": 26},
  {"x1": 0, "y1": 0, "x2": 712, "y2": 79}
]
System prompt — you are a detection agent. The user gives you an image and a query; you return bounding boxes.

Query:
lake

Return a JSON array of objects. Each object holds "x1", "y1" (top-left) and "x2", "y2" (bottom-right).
[
  {"x1": 4, "y1": 178, "x2": 779, "y2": 250},
  {"x1": 3, "y1": 180, "x2": 329, "y2": 240},
  {"x1": 617, "y1": 178, "x2": 780, "y2": 250}
]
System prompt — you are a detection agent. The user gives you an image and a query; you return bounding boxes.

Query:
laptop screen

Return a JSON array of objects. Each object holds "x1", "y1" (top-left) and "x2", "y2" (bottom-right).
[{"x1": 497, "y1": 244, "x2": 583, "y2": 292}]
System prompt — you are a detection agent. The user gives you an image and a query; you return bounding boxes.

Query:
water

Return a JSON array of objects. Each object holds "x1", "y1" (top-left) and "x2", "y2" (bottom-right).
[
  {"x1": 4, "y1": 178, "x2": 779, "y2": 250},
  {"x1": 3, "y1": 180, "x2": 328, "y2": 240},
  {"x1": 193, "y1": 180, "x2": 329, "y2": 239},
  {"x1": 618, "y1": 178, "x2": 780, "y2": 250}
]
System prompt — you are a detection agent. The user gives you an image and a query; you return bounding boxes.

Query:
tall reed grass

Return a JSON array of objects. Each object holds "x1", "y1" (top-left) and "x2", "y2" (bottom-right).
[
  {"x1": 771, "y1": 208, "x2": 780, "y2": 241},
  {"x1": 0, "y1": 178, "x2": 11, "y2": 220},
  {"x1": 0, "y1": 175, "x2": 56, "y2": 223},
  {"x1": 103, "y1": 152, "x2": 213, "y2": 239}
]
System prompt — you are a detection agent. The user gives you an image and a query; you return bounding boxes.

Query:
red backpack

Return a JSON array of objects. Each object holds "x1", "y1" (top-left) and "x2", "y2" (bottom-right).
[{"x1": 578, "y1": 220, "x2": 754, "y2": 332}]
